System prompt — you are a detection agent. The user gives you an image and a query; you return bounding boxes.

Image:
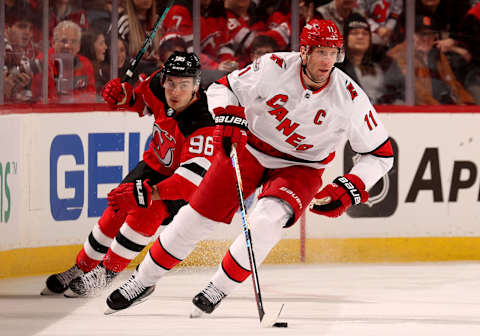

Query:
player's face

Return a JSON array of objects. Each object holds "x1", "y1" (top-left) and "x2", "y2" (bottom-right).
[
  {"x1": 302, "y1": 46, "x2": 338, "y2": 87},
  {"x1": 164, "y1": 76, "x2": 197, "y2": 112}
]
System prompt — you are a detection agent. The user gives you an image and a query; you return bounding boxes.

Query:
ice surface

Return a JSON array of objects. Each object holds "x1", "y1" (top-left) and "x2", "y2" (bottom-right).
[{"x1": 2, "y1": 263, "x2": 480, "y2": 336}]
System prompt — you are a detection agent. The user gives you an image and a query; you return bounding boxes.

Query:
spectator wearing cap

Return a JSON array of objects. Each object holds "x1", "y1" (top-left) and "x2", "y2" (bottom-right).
[
  {"x1": 337, "y1": 13, "x2": 391, "y2": 104},
  {"x1": 383, "y1": 15, "x2": 475, "y2": 105},
  {"x1": 390, "y1": 0, "x2": 472, "y2": 80}
]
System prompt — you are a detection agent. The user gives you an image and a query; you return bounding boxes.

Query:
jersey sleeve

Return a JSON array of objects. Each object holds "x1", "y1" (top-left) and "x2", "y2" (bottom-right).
[
  {"x1": 346, "y1": 89, "x2": 394, "y2": 190},
  {"x1": 206, "y1": 54, "x2": 270, "y2": 112},
  {"x1": 154, "y1": 126, "x2": 215, "y2": 201}
]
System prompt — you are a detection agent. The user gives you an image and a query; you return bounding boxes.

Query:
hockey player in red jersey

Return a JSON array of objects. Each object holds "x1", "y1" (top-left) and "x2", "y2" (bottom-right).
[
  {"x1": 41, "y1": 51, "x2": 215, "y2": 297},
  {"x1": 104, "y1": 19, "x2": 394, "y2": 314}
]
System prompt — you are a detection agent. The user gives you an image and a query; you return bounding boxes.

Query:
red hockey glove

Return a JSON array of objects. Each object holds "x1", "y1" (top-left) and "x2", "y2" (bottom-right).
[
  {"x1": 101, "y1": 78, "x2": 133, "y2": 108},
  {"x1": 213, "y1": 105, "x2": 248, "y2": 156},
  {"x1": 309, "y1": 174, "x2": 369, "y2": 218},
  {"x1": 107, "y1": 179, "x2": 153, "y2": 213}
]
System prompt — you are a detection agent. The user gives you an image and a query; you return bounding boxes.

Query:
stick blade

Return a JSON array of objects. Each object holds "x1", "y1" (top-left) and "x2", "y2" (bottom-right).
[{"x1": 259, "y1": 303, "x2": 287, "y2": 328}]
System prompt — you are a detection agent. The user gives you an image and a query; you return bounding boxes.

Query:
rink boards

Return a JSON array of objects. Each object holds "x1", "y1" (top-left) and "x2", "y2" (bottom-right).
[{"x1": 0, "y1": 105, "x2": 479, "y2": 277}]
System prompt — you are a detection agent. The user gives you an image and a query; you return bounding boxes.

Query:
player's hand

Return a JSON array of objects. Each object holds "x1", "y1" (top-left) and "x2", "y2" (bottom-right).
[
  {"x1": 309, "y1": 174, "x2": 369, "y2": 218},
  {"x1": 107, "y1": 179, "x2": 153, "y2": 212},
  {"x1": 101, "y1": 78, "x2": 133, "y2": 108},
  {"x1": 213, "y1": 105, "x2": 248, "y2": 156}
]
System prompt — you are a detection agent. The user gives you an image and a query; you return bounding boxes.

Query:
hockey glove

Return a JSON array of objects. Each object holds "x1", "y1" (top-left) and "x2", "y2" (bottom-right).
[
  {"x1": 107, "y1": 179, "x2": 153, "y2": 213},
  {"x1": 213, "y1": 105, "x2": 248, "y2": 156},
  {"x1": 309, "y1": 174, "x2": 369, "y2": 218},
  {"x1": 101, "y1": 78, "x2": 133, "y2": 108}
]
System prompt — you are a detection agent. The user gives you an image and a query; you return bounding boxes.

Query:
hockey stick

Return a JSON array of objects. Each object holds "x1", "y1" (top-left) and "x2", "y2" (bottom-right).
[
  {"x1": 122, "y1": 0, "x2": 175, "y2": 82},
  {"x1": 230, "y1": 144, "x2": 266, "y2": 323},
  {"x1": 230, "y1": 145, "x2": 288, "y2": 328}
]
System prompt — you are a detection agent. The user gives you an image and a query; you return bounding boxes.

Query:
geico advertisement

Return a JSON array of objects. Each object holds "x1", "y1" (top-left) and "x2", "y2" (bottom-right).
[
  {"x1": 307, "y1": 113, "x2": 480, "y2": 238},
  {"x1": 2, "y1": 112, "x2": 154, "y2": 250}
]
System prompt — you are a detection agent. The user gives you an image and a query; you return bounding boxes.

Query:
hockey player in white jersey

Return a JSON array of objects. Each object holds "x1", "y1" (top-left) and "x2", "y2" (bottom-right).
[{"x1": 105, "y1": 19, "x2": 394, "y2": 314}]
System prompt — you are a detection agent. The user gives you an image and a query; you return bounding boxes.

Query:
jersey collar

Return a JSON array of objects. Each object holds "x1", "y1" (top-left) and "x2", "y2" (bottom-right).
[{"x1": 299, "y1": 65, "x2": 332, "y2": 94}]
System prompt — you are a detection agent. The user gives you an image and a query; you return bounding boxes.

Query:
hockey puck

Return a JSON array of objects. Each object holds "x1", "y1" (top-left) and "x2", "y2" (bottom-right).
[{"x1": 272, "y1": 322, "x2": 288, "y2": 328}]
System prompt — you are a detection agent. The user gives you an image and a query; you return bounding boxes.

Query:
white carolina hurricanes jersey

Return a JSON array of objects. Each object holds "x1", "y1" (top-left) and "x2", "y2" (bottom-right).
[{"x1": 207, "y1": 52, "x2": 393, "y2": 189}]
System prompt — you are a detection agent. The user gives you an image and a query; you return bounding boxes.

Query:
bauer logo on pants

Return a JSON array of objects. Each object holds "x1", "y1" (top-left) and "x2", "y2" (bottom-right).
[{"x1": 343, "y1": 138, "x2": 398, "y2": 217}]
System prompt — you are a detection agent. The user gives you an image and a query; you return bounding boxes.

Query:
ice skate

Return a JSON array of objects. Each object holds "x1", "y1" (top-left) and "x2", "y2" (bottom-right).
[
  {"x1": 64, "y1": 264, "x2": 118, "y2": 298},
  {"x1": 190, "y1": 282, "x2": 226, "y2": 318},
  {"x1": 41, "y1": 265, "x2": 84, "y2": 295},
  {"x1": 104, "y1": 273, "x2": 155, "y2": 315}
]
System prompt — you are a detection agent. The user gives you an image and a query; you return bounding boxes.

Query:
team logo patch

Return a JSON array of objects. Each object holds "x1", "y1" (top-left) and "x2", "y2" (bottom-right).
[{"x1": 151, "y1": 123, "x2": 176, "y2": 167}]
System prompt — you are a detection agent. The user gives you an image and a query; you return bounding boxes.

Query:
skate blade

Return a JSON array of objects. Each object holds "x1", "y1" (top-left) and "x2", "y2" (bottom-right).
[
  {"x1": 104, "y1": 307, "x2": 119, "y2": 315},
  {"x1": 104, "y1": 290, "x2": 153, "y2": 315},
  {"x1": 40, "y1": 287, "x2": 63, "y2": 296},
  {"x1": 63, "y1": 288, "x2": 85, "y2": 298},
  {"x1": 189, "y1": 306, "x2": 204, "y2": 318}
]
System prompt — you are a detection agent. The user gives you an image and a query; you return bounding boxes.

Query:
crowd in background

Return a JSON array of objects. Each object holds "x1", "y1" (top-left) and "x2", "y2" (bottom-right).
[{"x1": 2, "y1": 0, "x2": 480, "y2": 105}]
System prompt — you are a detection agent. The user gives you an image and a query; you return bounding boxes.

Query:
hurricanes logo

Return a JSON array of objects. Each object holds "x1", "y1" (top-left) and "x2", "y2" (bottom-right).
[{"x1": 151, "y1": 124, "x2": 176, "y2": 167}]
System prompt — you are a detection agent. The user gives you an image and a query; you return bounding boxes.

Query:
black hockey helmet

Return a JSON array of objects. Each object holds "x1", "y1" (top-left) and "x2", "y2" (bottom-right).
[{"x1": 161, "y1": 51, "x2": 201, "y2": 86}]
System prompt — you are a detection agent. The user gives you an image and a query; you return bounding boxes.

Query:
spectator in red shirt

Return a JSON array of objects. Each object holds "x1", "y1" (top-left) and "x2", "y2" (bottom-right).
[{"x1": 31, "y1": 20, "x2": 96, "y2": 104}]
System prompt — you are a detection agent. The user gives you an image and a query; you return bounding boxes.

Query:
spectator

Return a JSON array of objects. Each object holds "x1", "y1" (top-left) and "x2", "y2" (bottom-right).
[
  {"x1": 117, "y1": 0, "x2": 160, "y2": 63},
  {"x1": 80, "y1": 28, "x2": 108, "y2": 99},
  {"x1": 49, "y1": 0, "x2": 89, "y2": 39},
  {"x1": 383, "y1": 15, "x2": 475, "y2": 105},
  {"x1": 3, "y1": 11, "x2": 40, "y2": 103},
  {"x1": 415, "y1": 0, "x2": 472, "y2": 81},
  {"x1": 357, "y1": 0, "x2": 403, "y2": 50},
  {"x1": 316, "y1": 0, "x2": 366, "y2": 34},
  {"x1": 459, "y1": 2, "x2": 480, "y2": 103},
  {"x1": 221, "y1": 0, "x2": 291, "y2": 66},
  {"x1": 249, "y1": 34, "x2": 280, "y2": 62},
  {"x1": 337, "y1": 13, "x2": 390, "y2": 104},
  {"x1": 99, "y1": 36, "x2": 154, "y2": 90},
  {"x1": 162, "y1": 0, "x2": 214, "y2": 49},
  {"x1": 5, "y1": 0, "x2": 38, "y2": 18},
  {"x1": 90, "y1": 0, "x2": 127, "y2": 36},
  {"x1": 157, "y1": 33, "x2": 188, "y2": 67},
  {"x1": 31, "y1": 21, "x2": 96, "y2": 104}
]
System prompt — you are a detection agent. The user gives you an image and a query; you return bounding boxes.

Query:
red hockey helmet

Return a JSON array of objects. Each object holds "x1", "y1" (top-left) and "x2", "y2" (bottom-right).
[{"x1": 300, "y1": 19, "x2": 344, "y2": 62}]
